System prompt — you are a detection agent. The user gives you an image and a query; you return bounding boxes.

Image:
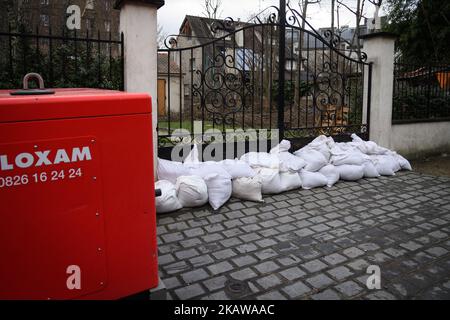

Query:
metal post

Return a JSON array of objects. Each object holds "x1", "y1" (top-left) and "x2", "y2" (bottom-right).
[
  {"x1": 426, "y1": 64, "x2": 432, "y2": 118},
  {"x1": 278, "y1": 0, "x2": 286, "y2": 140}
]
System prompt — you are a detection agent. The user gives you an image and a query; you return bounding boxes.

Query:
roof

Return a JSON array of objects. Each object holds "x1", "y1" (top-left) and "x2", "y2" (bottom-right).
[
  {"x1": 158, "y1": 53, "x2": 181, "y2": 75},
  {"x1": 180, "y1": 15, "x2": 256, "y2": 46}
]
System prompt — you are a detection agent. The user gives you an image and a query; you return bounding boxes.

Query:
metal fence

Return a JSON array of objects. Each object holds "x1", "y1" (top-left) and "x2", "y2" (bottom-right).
[
  {"x1": 393, "y1": 60, "x2": 450, "y2": 123},
  {"x1": 0, "y1": 25, "x2": 124, "y2": 90},
  {"x1": 157, "y1": 1, "x2": 372, "y2": 158}
]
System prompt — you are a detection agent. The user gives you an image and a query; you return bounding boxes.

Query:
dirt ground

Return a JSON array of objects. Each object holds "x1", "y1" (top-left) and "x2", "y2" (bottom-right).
[{"x1": 410, "y1": 153, "x2": 450, "y2": 177}]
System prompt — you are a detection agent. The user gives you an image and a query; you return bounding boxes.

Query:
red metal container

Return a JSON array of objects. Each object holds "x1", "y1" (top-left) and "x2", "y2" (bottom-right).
[{"x1": 0, "y1": 88, "x2": 158, "y2": 300}]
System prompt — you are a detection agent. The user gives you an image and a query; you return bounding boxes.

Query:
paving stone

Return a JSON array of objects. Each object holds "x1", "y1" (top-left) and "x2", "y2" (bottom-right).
[
  {"x1": 277, "y1": 255, "x2": 302, "y2": 267},
  {"x1": 347, "y1": 259, "x2": 370, "y2": 271},
  {"x1": 384, "y1": 247, "x2": 407, "y2": 258},
  {"x1": 182, "y1": 269, "x2": 210, "y2": 284},
  {"x1": 161, "y1": 232, "x2": 184, "y2": 243},
  {"x1": 311, "y1": 289, "x2": 341, "y2": 300},
  {"x1": 335, "y1": 281, "x2": 364, "y2": 297},
  {"x1": 174, "y1": 283, "x2": 205, "y2": 300},
  {"x1": 212, "y1": 249, "x2": 236, "y2": 260},
  {"x1": 180, "y1": 238, "x2": 202, "y2": 248},
  {"x1": 302, "y1": 259, "x2": 328, "y2": 273},
  {"x1": 327, "y1": 266, "x2": 354, "y2": 281},
  {"x1": 256, "y1": 238, "x2": 278, "y2": 248},
  {"x1": 282, "y1": 281, "x2": 311, "y2": 298},
  {"x1": 232, "y1": 255, "x2": 258, "y2": 267},
  {"x1": 236, "y1": 243, "x2": 258, "y2": 254},
  {"x1": 158, "y1": 253, "x2": 175, "y2": 265},
  {"x1": 230, "y1": 268, "x2": 258, "y2": 281},
  {"x1": 163, "y1": 276, "x2": 182, "y2": 290},
  {"x1": 175, "y1": 248, "x2": 199, "y2": 260},
  {"x1": 207, "y1": 261, "x2": 233, "y2": 275},
  {"x1": 254, "y1": 261, "x2": 280, "y2": 274},
  {"x1": 256, "y1": 274, "x2": 282, "y2": 290},
  {"x1": 400, "y1": 241, "x2": 422, "y2": 252},
  {"x1": 322, "y1": 253, "x2": 347, "y2": 265},
  {"x1": 342, "y1": 247, "x2": 365, "y2": 258},
  {"x1": 203, "y1": 276, "x2": 227, "y2": 292},
  {"x1": 426, "y1": 247, "x2": 448, "y2": 257},
  {"x1": 202, "y1": 291, "x2": 230, "y2": 300},
  {"x1": 257, "y1": 291, "x2": 287, "y2": 300},
  {"x1": 279, "y1": 267, "x2": 306, "y2": 281},
  {"x1": 365, "y1": 290, "x2": 397, "y2": 300},
  {"x1": 190, "y1": 254, "x2": 214, "y2": 267},
  {"x1": 306, "y1": 274, "x2": 334, "y2": 289},
  {"x1": 254, "y1": 249, "x2": 278, "y2": 260}
]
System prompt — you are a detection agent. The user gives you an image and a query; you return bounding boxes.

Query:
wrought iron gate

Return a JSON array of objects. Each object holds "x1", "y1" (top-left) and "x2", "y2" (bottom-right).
[{"x1": 157, "y1": 1, "x2": 372, "y2": 159}]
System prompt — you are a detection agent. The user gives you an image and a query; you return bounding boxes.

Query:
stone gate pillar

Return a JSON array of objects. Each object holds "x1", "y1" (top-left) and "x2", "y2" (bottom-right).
[
  {"x1": 360, "y1": 32, "x2": 397, "y2": 148},
  {"x1": 115, "y1": 0, "x2": 165, "y2": 173}
]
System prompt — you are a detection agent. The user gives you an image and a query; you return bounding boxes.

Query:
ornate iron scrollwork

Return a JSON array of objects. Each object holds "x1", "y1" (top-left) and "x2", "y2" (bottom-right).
[{"x1": 192, "y1": 53, "x2": 253, "y2": 126}]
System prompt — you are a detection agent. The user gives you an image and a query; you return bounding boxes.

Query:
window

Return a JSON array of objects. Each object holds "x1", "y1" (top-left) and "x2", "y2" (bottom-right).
[
  {"x1": 86, "y1": 18, "x2": 95, "y2": 31},
  {"x1": 285, "y1": 59, "x2": 297, "y2": 71},
  {"x1": 40, "y1": 0, "x2": 50, "y2": 5},
  {"x1": 40, "y1": 14, "x2": 49, "y2": 27},
  {"x1": 105, "y1": 0, "x2": 111, "y2": 11},
  {"x1": 189, "y1": 58, "x2": 196, "y2": 71},
  {"x1": 104, "y1": 20, "x2": 111, "y2": 32}
]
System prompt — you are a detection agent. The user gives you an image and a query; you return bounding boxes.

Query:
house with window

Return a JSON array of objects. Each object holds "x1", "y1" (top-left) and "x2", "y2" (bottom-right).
[{"x1": 157, "y1": 53, "x2": 185, "y2": 117}]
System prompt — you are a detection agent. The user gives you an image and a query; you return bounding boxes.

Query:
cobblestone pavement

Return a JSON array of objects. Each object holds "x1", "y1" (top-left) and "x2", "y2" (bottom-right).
[{"x1": 156, "y1": 172, "x2": 450, "y2": 300}]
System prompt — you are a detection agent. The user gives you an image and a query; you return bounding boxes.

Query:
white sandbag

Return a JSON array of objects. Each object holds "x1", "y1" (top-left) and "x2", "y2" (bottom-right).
[
  {"x1": 157, "y1": 158, "x2": 190, "y2": 184},
  {"x1": 299, "y1": 170, "x2": 328, "y2": 189},
  {"x1": 220, "y1": 159, "x2": 256, "y2": 179},
  {"x1": 279, "y1": 171, "x2": 302, "y2": 191},
  {"x1": 176, "y1": 176, "x2": 208, "y2": 208},
  {"x1": 240, "y1": 152, "x2": 280, "y2": 169},
  {"x1": 155, "y1": 180, "x2": 183, "y2": 214},
  {"x1": 391, "y1": 152, "x2": 412, "y2": 171},
  {"x1": 189, "y1": 161, "x2": 232, "y2": 179},
  {"x1": 203, "y1": 173, "x2": 232, "y2": 210},
  {"x1": 270, "y1": 140, "x2": 291, "y2": 154},
  {"x1": 254, "y1": 168, "x2": 283, "y2": 194},
  {"x1": 370, "y1": 155, "x2": 397, "y2": 176},
  {"x1": 184, "y1": 144, "x2": 200, "y2": 165},
  {"x1": 308, "y1": 135, "x2": 334, "y2": 160},
  {"x1": 331, "y1": 151, "x2": 366, "y2": 166},
  {"x1": 293, "y1": 147, "x2": 328, "y2": 172},
  {"x1": 362, "y1": 161, "x2": 380, "y2": 178},
  {"x1": 319, "y1": 165, "x2": 340, "y2": 187},
  {"x1": 335, "y1": 164, "x2": 365, "y2": 181},
  {"x1": 350, "y1": 134, "x2": 389, "y2": 155},
  {"x1": 232, "y1": 177, "x2": 263, "y2": 202},
  {"x1": 277, "y1": 152, "x2": 307, "y2": 172}
]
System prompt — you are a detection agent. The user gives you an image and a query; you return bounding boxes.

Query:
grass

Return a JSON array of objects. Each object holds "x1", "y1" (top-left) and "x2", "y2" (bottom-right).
[{"x1": 157, "y1": 120, "x2": 238, "y2": 135}]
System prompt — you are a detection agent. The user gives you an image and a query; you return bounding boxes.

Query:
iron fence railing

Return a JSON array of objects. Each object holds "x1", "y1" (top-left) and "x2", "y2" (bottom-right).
[
  {"x1": 0, "y1": 25, "x2": 124, "y2": 91},
  {"x1": 393, "y1": 60, "x2": 450, "y2": 123}
]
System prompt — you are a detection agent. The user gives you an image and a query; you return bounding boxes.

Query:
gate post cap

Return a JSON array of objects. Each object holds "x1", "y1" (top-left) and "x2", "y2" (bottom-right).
[
  {"x1": 359, "y1": 32, "x2": 398, "y2": 40},
  {"x1": 114, "y1": 0, "x2": 165, "y2": 10}
]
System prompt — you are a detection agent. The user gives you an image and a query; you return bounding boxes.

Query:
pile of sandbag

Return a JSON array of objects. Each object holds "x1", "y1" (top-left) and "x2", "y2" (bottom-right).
[
  {"x1": 155, "y1": 134, "x2": 412, "y2": 213},
  {"x1": 156, "y1": 145, "x2": 259, "y2": 213}
]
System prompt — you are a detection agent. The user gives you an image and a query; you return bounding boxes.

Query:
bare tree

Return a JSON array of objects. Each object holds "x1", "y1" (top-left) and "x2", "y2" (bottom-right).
[
  {"x1": 298, "y1": 0, "x2": 321, "y2": 30},
  {"x1": 203, "y1": 0, "x2": 223, "y2": 20},
  {"x1": 157, "y1": 24, "x2": 167, "y2": 49}
]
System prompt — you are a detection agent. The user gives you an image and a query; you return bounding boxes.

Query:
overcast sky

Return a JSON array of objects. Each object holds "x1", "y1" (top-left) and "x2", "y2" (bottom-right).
[{"x1": 158, "y1": 0, "x2": 384, "y2": 37}]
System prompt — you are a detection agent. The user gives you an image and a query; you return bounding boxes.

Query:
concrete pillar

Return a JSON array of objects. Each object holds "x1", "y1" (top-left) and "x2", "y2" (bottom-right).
[
  {"x1": 360, "y1": 32, "x2": 397, "y2": 148},
  {"x1": 115, "y1": 0, "x2": 165, "y2": 172}
]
